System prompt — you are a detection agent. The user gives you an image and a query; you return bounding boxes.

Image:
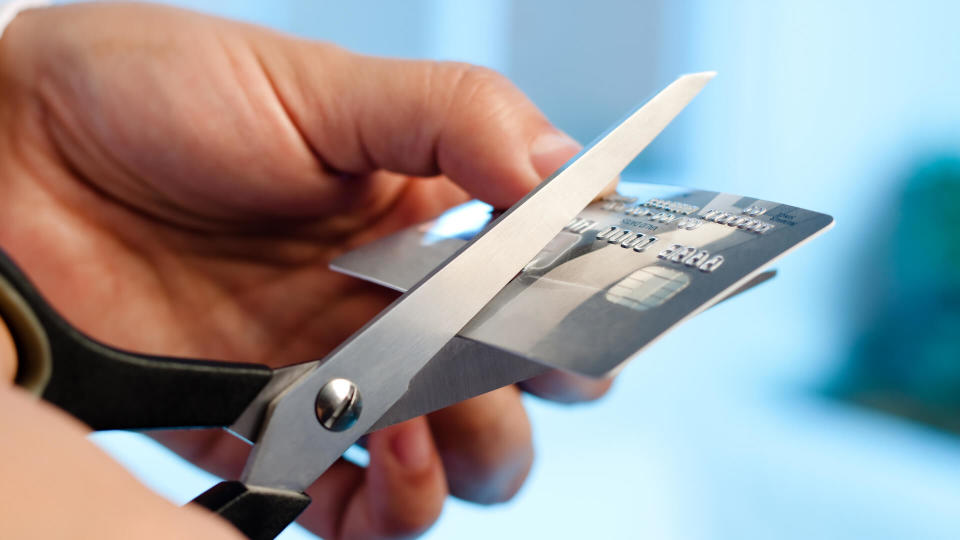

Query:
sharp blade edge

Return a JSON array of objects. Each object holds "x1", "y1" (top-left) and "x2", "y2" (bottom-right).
[{"x1": 241, "y1": 72, "x2": 716, "y2": 490}]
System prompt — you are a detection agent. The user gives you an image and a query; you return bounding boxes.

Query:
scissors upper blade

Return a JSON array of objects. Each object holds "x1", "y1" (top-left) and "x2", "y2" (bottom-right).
[{"x1": 240, "y1": 72, "x2": 716, "y2": 491}]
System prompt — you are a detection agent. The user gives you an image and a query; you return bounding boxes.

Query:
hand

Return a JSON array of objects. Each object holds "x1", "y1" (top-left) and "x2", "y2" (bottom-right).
[{"x1": 0, "y1": 3, "x2": 611, "y2": 539}]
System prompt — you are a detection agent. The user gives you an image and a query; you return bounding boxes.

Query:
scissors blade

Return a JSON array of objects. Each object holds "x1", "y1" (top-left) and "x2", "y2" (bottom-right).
[
  {"x1": 368, "y1": 336, "x2": 549, "y2": 432},
  {"x1": 366, "y1": 269, "x2": 774, "y2": 432},
  {"x1": 230, "y1": 269, "x2": 773, "y2": 441},
  {"x1": 240, "y1": 72, "x2": 716, "y2": 491},
  {"x1": 230, "y1": 269, "x2": 773, "y2": 440}
]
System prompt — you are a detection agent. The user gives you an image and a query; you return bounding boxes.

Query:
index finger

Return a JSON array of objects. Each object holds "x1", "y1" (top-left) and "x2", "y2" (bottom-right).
[{"x1": 255, "y1": 42, "x2": 582, "y2": 207}]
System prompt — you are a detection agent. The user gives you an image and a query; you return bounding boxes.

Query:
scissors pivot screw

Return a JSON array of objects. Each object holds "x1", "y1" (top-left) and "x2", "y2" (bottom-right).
[{"x1": 315, "y1": 378, "x2": 362, "y2": 432}]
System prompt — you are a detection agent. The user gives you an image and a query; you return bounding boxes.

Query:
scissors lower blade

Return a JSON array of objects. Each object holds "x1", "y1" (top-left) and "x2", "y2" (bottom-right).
[
  {"x1": 367, "y1": 336, "x2": 549, "y2": 433},
  {"x1": 241, "y1": 72, "x2": 716, "y2": 491},
  {"x1": 363, "y1": 268, "x2": 778, "y2": 432}
]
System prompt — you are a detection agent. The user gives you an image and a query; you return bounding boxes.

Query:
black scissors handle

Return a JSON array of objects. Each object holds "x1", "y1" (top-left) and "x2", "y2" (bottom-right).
[
  {"x1": 0, "y1": 247, "x2": 311, "y2": 538},
  {"x1": 193, "y1": 482, "x2": 311, "y2": 540},
  {"x1": 0, "y1": 248, "x2": 272, "y2": 430}
]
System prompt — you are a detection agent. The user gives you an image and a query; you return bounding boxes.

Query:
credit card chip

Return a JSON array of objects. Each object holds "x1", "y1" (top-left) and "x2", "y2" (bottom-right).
[{"x1": 605, "y1": 265, "x2": 690, "y2": 311}]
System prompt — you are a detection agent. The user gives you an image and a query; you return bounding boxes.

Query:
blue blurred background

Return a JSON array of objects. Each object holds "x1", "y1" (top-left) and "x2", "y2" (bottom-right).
[{"x1": 84, "y1": 1, "x2": 960, "y2": 538}]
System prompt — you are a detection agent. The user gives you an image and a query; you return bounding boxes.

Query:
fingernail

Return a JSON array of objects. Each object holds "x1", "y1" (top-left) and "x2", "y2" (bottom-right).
[
  {"x1": 390, "y1": 421, "x2": 432, "y2": 471},
  {"x1": 529, "y1": 130, "x2": 582, "y2": 179}
]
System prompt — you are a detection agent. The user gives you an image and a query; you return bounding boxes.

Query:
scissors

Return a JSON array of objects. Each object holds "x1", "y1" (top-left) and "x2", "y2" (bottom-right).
[{"x1": 0, "y1": 72, "x2": 714, "y2": 539}]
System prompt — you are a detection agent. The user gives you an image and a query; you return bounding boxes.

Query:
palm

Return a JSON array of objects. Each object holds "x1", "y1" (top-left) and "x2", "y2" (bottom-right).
[
  {"x1": 0, "y1": 7, "x2": 468, "y2": 368},
  {"x1": 0, "y1": 6, "x2": 604, "y2": 537}
]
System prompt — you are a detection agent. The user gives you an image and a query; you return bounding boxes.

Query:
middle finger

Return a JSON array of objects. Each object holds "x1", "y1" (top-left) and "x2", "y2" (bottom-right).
[{"x1": 426, "y1": 385, "x2": 533, "y2": 505}]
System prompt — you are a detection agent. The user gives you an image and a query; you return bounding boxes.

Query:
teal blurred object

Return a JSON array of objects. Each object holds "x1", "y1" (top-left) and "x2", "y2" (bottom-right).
[{"x1": 831, "y1": 157, "x2": 960, "y2": 431}]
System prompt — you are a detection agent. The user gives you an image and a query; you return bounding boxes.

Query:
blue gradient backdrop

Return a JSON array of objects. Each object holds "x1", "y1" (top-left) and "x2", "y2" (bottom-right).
[{"x1": 81, "y1": 1, "x2": 960, "y2": 538}]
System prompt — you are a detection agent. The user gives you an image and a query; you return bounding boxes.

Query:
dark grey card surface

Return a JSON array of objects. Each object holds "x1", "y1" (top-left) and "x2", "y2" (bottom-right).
[{"x1": 332, "y1": 183, "x2": 833, "y2": 377}]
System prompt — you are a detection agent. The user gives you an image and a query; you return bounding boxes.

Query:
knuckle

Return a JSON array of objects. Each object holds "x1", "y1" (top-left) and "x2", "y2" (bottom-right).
[{"x1": 437, "y1": 62, "x2": 516, "y2": 114}]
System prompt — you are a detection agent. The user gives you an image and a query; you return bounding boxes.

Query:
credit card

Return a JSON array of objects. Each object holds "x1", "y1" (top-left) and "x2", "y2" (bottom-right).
[{"x1": 332, "y1": 184, "x2": 833, "y2": 377}]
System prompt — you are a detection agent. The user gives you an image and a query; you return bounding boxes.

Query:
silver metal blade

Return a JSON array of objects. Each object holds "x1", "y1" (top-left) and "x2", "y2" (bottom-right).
[
  {"x1": 364, "y1": 270, "x2": 775, "y2": 432},
  {"x1": 241, "y1": 72, "x2": 715, "y2": 491},
  {"x1": 230, "y1": 270, "x2": 772, "y2": 441},
  {"x1": 368, "y1": 336, "x2": 549, "y2": 432},
  {"x1": 227, "y1": 363, "x2": 316, "y2": 443}
]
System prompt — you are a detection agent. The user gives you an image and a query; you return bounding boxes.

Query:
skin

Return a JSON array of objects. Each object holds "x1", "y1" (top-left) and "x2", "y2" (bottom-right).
[{"x1": 0, "y1": 3, "x2": 613, "y2": 539}]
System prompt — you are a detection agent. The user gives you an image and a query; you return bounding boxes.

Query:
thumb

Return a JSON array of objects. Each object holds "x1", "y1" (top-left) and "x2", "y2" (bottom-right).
[{"x1": 255, "y1": 42, "x2": 582, "y2": 207}]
